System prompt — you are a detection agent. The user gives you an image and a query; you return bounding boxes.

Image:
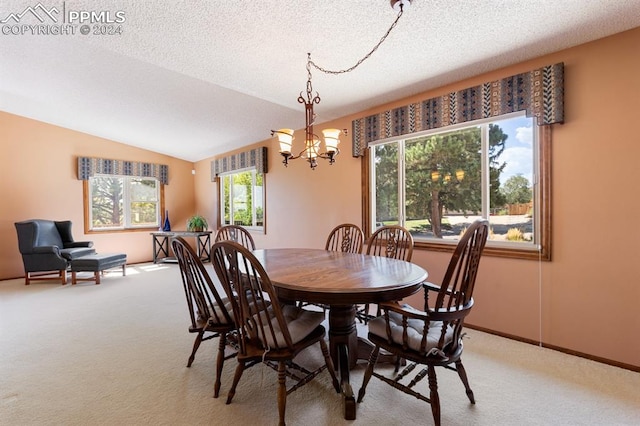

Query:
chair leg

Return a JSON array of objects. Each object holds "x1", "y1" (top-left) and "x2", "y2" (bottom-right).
[
  {"x1": 277, "y1": 361, "x2": 287, "y2": 426},
  {"x1": 213, "y1": 332, "x2": 227, "y2": 398},
  {"x1": 394, "y1": 354, "x2": 404, "y2": 373},
  {"x1": 357, "y1": 303, "x2": 379, "y2": 323},
  {"x1": 24, "y1": 271, "x2": 67, "y2": 285},
  {"x1": 455, "y1": 359, "x2": 475, "y2": 404},
  {"x1": 360, "y1": 303, "x2": 370, "y2": 323},
  {"x1": 319, "y1": 337, "x2": 340, "y2": 393},
  {"x1": 226, "y1": 361, "x2": 246, "y2": 404},
  {"x1": 187, "y1": 331, "x2": 205, "y2": 367},
  {"x1": 427, "y1": 365, "x2": 441, "y2": 426},
  {"x1": 356, "y1": 345, "x2": 380, "y2": 403}
]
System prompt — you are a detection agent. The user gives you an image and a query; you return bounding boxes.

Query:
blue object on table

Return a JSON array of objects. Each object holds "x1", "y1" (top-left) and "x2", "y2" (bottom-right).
[{"x1": 163, "y1": 210, "x2": 171, "y2": 231}]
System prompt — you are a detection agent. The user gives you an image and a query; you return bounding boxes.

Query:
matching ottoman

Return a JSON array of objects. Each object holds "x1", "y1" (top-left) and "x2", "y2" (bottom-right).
[{"x1": 70, "y1": 253, "x2": 127, "y2": 285}]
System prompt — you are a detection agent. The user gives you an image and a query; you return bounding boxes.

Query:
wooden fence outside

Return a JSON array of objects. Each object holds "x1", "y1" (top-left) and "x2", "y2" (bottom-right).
[{"x1": 508, "y1": 202, "x2": 533, "y2": 215}]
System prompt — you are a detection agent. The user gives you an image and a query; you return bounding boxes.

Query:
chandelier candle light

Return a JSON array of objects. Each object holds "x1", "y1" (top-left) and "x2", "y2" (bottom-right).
[
  {"x1": 272, "y1": 0, "x2": 412, "y2": 170},
  {"x1": 271, "y1": 54, "x2": 343, "y2": 170}
]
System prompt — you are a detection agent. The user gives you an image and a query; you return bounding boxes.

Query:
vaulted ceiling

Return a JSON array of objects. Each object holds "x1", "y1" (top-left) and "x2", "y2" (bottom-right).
[{"x1": 2, "y1": 0, "x2": 640, "y2": 161}]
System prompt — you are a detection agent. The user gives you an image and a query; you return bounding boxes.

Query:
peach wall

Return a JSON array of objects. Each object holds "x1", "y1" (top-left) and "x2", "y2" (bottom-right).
[
  {"x1": 194, "y1": 28, "x2": 640, "y2": 368},
  {"x1": 0, "y1": 113, "x2": 196, "y2": 279}
]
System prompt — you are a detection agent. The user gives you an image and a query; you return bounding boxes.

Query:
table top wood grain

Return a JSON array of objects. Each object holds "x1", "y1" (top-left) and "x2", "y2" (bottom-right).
[{"x1": 252, "y1": 248, "x2": 427, "y2": 305}]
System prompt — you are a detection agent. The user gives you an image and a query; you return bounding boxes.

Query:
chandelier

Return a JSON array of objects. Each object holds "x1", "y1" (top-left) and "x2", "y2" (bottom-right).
[
  {"x1": 272, "y1": 0, "x2": 412, "y2": 170},
  {"x1": 271, "y1": 54, "x2": 342, "y2": 170}
]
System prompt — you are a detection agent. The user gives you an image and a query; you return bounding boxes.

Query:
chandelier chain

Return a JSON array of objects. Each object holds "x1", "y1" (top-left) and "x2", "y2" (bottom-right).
[{"x1": 308, "y1": 6, "x2": 405, "y2": 76}]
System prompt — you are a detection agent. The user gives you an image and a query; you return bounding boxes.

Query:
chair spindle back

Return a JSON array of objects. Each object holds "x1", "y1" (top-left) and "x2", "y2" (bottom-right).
[
  {"x1": 211, "y1": 240, "x2": 294, "y2": 351},
  {"x1": 215, "y1": 225, "x2": 256, "y2": 250},
  {"x1": 366, "y1": 225, "x2": 414, "y2": 261}
]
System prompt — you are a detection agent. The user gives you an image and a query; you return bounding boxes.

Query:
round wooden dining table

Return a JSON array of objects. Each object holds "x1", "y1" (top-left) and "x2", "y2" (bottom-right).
[{"x1": 252, "y1": 248, "x2": 427, "y2": 420}]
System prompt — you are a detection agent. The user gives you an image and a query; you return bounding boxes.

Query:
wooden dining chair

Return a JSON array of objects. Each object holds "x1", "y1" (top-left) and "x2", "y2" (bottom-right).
[
  {"x1": 357, "y1": 220, "x2": 489, "y2": 426},
  {"x1": 211, "y1": 240, "x2": 341, "y2": 426},
  {"x1": 365, "y1": 224, "x2": 414, "y2": 260},
  {"x1": 358, "y1": 225, "x2": 414, "y2": 322},
  {"x1": 325, "y1": 223, "x2": 365, "y2": 254},
  {"x1": 172, "y1": 236, "x2": 237, "y2": 398},
  {"x1": 215, "y1": 224, "x2": 256, "y2": 250}
]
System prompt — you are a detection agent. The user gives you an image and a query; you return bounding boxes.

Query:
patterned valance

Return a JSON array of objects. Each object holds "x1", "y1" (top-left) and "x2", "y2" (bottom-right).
[
  {"x1": 352, "y1": 62, "x2": 564, "y2": 156},
  {"x1": 77, "y1": 157, "x2": 169, "y2": 185},
  {"x1": 211, "y1": 147, "x2": 268, "y2": 180}
]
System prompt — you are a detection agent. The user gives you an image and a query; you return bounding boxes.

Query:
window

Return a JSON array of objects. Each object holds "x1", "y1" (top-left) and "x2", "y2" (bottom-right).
[
  {"x1": 367, "y1": 111, "x2": 551, "y2": 260},
  {"x1": 85, "y1": 175, "x2": 162, "y2": 231},
  {"x1": 219, "y1": 168, "x2": 264, "y2": 230}
]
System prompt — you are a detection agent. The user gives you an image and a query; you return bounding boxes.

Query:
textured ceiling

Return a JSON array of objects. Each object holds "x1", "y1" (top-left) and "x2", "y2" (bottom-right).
[{"x1": 2, "y1": 0, "x2": 640, "y2": 162}]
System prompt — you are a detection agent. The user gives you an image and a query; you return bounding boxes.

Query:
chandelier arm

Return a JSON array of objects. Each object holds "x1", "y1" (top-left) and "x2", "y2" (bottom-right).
[{"x1": 308, "y1": 6, "x2": 405, "y2": 75}]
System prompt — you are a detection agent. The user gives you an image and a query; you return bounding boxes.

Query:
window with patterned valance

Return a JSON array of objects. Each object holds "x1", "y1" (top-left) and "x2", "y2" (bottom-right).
[
  {"x1": 357, "y1": 63, "x2": 564, "y2": 261},
  {"x1": 78, "y1": 156, "x2": 168, "y2": 232},
  {"x1": 211, "y1": 147, "x2": 268, "y2": 232},
  {"x1": 77, "y1": 157, "x2": 169, "y2": 185},
  {"x1": 210, "y1": 147, "x2": 268, "y2": 180},
  {"x1": 351, "y1": 63, "x2": 564, "y2": 156}
]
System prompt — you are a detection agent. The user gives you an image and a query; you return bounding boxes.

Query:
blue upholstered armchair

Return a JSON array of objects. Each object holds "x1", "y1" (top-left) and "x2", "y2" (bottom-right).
[{"x1": 15, "y1": 220, "x2": 95, "y2": 285}]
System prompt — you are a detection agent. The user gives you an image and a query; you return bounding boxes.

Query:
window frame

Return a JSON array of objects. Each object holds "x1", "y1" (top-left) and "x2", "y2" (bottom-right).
[
  {"x1": 362, "y1": 117, "x2": 552, "y2": 261},
  {"x1": 218, "y1": 166, "x2": 265, "y2": 232},
  {"x1": 83, "y1": 175, "x2": 165, "y2": 233}
]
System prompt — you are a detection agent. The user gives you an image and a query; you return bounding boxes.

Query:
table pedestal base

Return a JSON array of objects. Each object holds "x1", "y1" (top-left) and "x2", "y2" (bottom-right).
[
  {"x1": 328, "y1": 305, "x2": 358, "y2": 420},
  {"x1": 326, "y1": 305, "x2": 405, "y2": 420}
]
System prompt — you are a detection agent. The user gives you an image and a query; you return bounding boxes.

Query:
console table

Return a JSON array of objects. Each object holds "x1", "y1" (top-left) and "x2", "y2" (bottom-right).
[{"x1": 151, "y1": 231, "x2": 212, "y2": 263}]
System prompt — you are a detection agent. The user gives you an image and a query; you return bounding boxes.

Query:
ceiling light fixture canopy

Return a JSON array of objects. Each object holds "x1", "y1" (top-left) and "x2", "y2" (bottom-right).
[{"x1": 272, "y1": 0, "x2": 412, "y2": 170}]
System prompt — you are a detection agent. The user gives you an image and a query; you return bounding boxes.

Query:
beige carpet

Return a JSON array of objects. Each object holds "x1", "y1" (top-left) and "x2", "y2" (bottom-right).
[{"x1": 1, "y1": 263, "x2": 639, "y2": 425}]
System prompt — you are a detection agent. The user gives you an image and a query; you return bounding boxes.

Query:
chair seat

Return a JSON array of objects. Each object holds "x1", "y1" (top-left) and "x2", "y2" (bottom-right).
[
  {"x1": 369, "y1": 305, "x2": 453, "y2": 354},
  {"x1": 199, "y1": 296, "x2": 235, "y2": 325},
  {"x1": 60, "y1": 247, "x2": 96, "y2": 260},
  {"x1": 368, "y1": 308, "x2": 453, "y2": 355},
  {"x1": 201, "y1": 293, "x2": 270, "y2": 326},
  {"x1": 254, "y1": 305, "x2": 326, "y2": 347}
]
